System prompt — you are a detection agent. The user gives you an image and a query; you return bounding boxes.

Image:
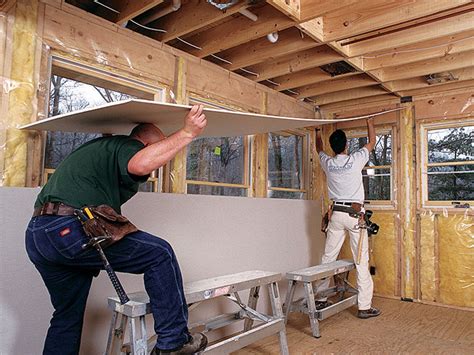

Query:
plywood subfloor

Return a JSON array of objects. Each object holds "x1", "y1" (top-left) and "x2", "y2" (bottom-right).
[{"x1": 234, "y1": 297, "x2": 474, "y2": 354}]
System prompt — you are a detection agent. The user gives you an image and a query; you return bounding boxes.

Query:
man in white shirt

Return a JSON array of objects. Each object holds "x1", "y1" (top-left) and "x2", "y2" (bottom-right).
[{"x1": 315, "y1": 118, "x2": 381, "y2": 319}]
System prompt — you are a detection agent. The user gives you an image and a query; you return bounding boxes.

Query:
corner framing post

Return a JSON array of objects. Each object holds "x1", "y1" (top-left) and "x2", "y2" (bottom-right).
[
  {"x1": 169, "y1": 56, "x2": 187, "y2": 194},
  {"x1": 398, "y1": 102, "x2": 417, "y2": 300},
  {"x1": 2, "y1": 0, "x2": 39, "y2": 186},
  {"x1": 251, "y1": 91, "x2": 268, "y2": 198}
]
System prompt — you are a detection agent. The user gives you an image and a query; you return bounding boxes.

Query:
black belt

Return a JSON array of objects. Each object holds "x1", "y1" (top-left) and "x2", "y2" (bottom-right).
[
  {"x1": 332, "y1": 204, "x2": 362, "y2": 217},
  {"x1": 33, "y1": 202, "x2": 76, "y2": 217},
  {"x1": 333, "y1": 201, "x2": 361, "y2": 206}
]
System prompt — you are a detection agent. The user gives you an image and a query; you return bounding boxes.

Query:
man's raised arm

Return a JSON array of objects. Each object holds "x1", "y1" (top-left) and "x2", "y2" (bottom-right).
[
  {"x1": 364, "y1": 118, "x2": 376, "y2": 152},
  {"x1": 128, "y1": 105, "x2": 207, "y2": 176},
  {"x1": 315, "y1": 128, "x2": 324, "y2": 153}
]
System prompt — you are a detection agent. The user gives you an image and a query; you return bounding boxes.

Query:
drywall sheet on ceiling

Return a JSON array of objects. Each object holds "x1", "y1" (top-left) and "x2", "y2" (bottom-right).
[{"x1": 20, "y1": 99, "x2": 359, "y2": 137}]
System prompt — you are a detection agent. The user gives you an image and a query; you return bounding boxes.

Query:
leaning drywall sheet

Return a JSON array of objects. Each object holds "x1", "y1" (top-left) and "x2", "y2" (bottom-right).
[
  {"x1": 20, "y1": 99, "x2": 364, "y2": 137},
  {"x1": 0, "y1": 187, "x2": 323, "y2": 354}
]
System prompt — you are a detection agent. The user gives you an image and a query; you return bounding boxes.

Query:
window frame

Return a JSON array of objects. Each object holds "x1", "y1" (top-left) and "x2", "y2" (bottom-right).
[
  {"x1": 267, "y1": 128, "x2": 310, "y2": 200},
  {"x1": 42, "y1": 56, "x2": 166, "y2": 192},
  {"x1": 185, "y1": 96, "x2": 251, "y2": 197},
  {"x1": 346, "y1": 125, "x2": 397, "y2": 209},
  {"x1": 418, "y1": 119, "x2": 474, "y2": 208}
]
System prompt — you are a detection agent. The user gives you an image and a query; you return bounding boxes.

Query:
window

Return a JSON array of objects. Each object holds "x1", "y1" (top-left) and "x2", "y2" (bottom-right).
[
  {"x1": 43, "y1": 58, "x2": 162, "y2": 191},
  {"x1": 186, "y1": 98, "x2": 250, "y2": 196},
  {"x1": 268, "y1": 131, "x2": 308, "y2": 199},
  {"x1": 421, "y1": 122, "x2": 473, "y2": 205},
  {"x1": 348, "y1": 129, "x2": 394, "y2": 203}
]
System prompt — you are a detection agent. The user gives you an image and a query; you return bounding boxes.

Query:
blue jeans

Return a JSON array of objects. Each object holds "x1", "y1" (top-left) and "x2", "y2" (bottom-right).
[{"x1": 25, "y1": 215, "x2": 190, "y2": 355}]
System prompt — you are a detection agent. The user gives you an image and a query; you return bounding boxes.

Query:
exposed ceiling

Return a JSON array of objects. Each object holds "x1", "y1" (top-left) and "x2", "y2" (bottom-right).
[{"x1": 65, "y1": 0, "x2": 474, "y2": 111}]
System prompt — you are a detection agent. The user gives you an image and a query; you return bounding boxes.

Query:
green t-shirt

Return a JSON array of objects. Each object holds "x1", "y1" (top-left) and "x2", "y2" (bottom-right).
[{"x1": 35, "y1": 135, "x2": 148, "y2": 213}]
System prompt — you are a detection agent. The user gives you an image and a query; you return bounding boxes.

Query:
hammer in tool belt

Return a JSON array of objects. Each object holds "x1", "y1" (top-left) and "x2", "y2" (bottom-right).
[{"x1": 75, "y1": 207, "x2": 130, "y2": 304}]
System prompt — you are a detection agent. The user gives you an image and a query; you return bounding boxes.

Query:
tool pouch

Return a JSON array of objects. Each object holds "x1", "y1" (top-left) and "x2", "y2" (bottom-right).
[
  {"x1": 321, "y1": 206, "x2": 333, "y2": 233},
  {"x1": 82, "y1": 205, "x2": 138, "y2": 248}
]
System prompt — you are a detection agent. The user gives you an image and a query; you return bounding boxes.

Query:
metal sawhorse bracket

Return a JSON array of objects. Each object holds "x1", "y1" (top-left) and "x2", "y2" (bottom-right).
[
  {"x1": 105, "y1": 270, "x2": 289, "y2": 355},
  {"x1": 284, "y1": 259, "x2": 358, "y2": 338}
]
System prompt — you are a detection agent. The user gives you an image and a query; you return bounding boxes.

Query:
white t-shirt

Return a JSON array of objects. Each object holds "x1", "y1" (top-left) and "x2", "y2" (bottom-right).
[{"x1": 319, "y1": 147, "x2": 369, "y2": 203}]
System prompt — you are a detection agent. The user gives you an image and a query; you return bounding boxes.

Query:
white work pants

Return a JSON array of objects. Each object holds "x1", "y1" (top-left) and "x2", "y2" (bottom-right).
[{"x1": 316, "y1": 210, "x2": 374, "y2": 310}]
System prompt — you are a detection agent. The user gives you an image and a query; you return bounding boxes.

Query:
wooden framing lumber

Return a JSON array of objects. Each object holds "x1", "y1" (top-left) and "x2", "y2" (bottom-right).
[
  {"x1": 372, "y1": 50, "x2": 474, "y2": 82},
  {"x1": 397, "y1": 79, "x2": 474, "y2": 98},
  {"x1": 384, "y1": 67, "x2": 474, "y2": 92},
  {"x1": 112, "y1": 0, "x2": 164, "y2": 26},
  {"x1": 181, "y1": 5, "x2": 295, "y2": 58},
  {"x1": 151, "y1": 1, "x2": 250, "y2": 43},
  {"x1": 246, "y1": 46, "x2": 343, "y2": 82},
  {"x1": 217, "y1": 27, "x2": 321, "y2": 71},
  {"x1": 273, "y1": 67, "x2": 333, "y2": 91},
  {"x1": 344, "y1": 11, "x2": 474, "y2": 57},
  {"x1": 320, "y1": 0, "x2": 472, "y2": 42},
  {"x1": 359, "y1": 31, "x2": 474, "y2": 71},
  {"x1": 267, "y1": 0, "x2": 358, "y2": 22},
  {"x1": 398, "y1": 103, "x2": 417, "y2": 300},
  {"x1": 297, "y1": 74, "x2": 377, "y2": 99},
  {"x1": 310, "y1": 85, "x2": 388, "y2": 105}
]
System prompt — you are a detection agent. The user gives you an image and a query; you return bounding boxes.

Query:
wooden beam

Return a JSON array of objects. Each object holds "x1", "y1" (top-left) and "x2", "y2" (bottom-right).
[
  {"x1": 397, "y1": 79, "x2": 474, "y2": 98},
  {"x1": 310, "y1": 85, "x2": 388, "y2": 105},
  {"x1": 267, "y1": 0, "x2": 358, "y2": 22},
  {"x1": 182, "y1": 5, "x2": 295, "y2": 58},
  {"x1": 113, "y1": 0, "x2": 164, "y2": 26},
  {"x1": 245, "y1": 45, "x2": 342, "y2": 82},
  {"x1": 297, "y1": 74, "x2": 377, "y2": 98},
  {"x1": 299, "y1": 0, "x2": 357, "y2": 22},
  {"x1": 385, "y1": 67, "x2": 474, "y2": 92},
  {"x1": 359, "y1": 31, "x2": 474, "y2": 71},
  {"x1": 217, "y1": 27, "x2": 320, "y2": 71},
  {"x1": 0, "y1": 0, "x2": 16, "y2": 12},
  {"x1": 399, "y1": 102, "x2": 416, "y2": 300},
  {"x1": 297, "y1": 17, "x2": 324, "y2": 42},
  {"x1": 344, "y1": 11, "x2": 474, "y2": 57},
  {"x1": 321, "y1": 0, "x2": 472, "y2": 42},
  {"x1": 372, "y1": 50, "x2": 474, "y2": 82},
  {"x1": 321, "y1": 94, "x2": 399, "y2": 112},
  {"x1": 266, "y1": 0, "x2": 300, "y2": 21},
  {"x1": 274, "y1": 67, "x2": 332, "y2": 91},
  {"x1": 152, "y1": 1, "x2": 250, "y2": 43}
]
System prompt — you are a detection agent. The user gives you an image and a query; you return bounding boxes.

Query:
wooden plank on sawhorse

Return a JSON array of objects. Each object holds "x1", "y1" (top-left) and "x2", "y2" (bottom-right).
[
  {"x1": 284, "y1": 259, "x2": 358, "y2": 338},
  {"x1": 105, "y1": 270, "x2": 289, "y2": 355}
]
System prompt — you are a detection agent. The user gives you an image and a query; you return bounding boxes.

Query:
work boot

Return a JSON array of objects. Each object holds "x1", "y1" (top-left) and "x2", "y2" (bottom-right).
[
  {"x1": 315, "y1": 300, "x2": 332, "y2": 310},
  {"x1": 151, "y1": 333, "x2": 208, "y2": 354},
  {"x1": 357, "y1": 307, "x2": 381, "y2": 319}
]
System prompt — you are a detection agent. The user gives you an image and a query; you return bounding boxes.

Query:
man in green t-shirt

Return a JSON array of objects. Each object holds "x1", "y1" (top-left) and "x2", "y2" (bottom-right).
[{"x1": 26, "y1": 105, "x2": 208, "y2": 355}]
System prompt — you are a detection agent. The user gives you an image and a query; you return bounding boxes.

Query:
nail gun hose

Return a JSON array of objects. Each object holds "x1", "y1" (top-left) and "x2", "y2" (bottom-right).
[{"x1": 95, "y1": 244, "x2": 130, "y2": 304}]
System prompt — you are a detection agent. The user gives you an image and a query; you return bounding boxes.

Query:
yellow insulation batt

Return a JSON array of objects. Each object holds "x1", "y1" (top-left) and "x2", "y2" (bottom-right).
[
  {"x1": 3, "y1": 0, "x2": 38, "y2": 186},
  {"x1": 339, "y1": 211, "x2": 397, "y2": 297},
  {"x1": 419, "y1": 213, "x2": 437, "y2": 302},
  {"x1": 438, "y1": 213, "x2": 474, "y2": 308}
]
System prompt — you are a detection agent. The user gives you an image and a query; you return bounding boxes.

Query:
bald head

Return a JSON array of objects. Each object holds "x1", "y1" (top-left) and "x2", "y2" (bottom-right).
[{"x1": 130, "y1": 123, "x2": 165, "y2": 146}]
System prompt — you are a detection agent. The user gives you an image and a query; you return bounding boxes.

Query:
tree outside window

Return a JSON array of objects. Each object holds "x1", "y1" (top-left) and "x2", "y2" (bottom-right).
[
  {"x1": 426, "y1": 126, "x2": 473, "y2": 202},
  {"x1": 45, "y1": 75, "x2": 135, "y2": 169},
  {"x1": 348, "y1": 132, "x2": 393, "y2": 201},
  {"x1": 268, "y1": 132, "x2": 306, "y2": 199},
  {"x1": 44, "y1": 71, "x2": 159, "y2": 192},
  {"x1": 186, "y1": 136, "x2": 247, "y2": 196}
]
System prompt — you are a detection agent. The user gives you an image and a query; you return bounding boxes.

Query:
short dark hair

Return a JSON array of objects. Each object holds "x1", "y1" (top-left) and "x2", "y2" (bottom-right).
[
  {"x1": 329, "y1": 129, "x2": 347, "y2": 154},
  {"x1": 129, "y1": 124, "x2": 148, "y2": 137}
]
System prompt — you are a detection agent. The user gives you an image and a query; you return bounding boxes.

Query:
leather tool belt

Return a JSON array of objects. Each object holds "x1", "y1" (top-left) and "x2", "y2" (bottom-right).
[
  {"x1": 332, "y1": 202, "x2": 363, "y2": 218},
  {"x1": 33, "y1": 202, "x2": 76, "y2": 217}
]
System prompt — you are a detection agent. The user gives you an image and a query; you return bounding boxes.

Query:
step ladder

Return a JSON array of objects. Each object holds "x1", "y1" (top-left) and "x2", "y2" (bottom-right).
[
  {"x1": 105, "y1": 270, "x2": 289, "y2": 355},
  {"x1": 284, "y1": 259, "x2": 357, "y2": 338}
]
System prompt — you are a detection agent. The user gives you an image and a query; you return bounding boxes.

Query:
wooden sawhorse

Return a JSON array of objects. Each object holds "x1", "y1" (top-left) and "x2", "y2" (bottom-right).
[
  {"x1": 284, "y1": 259, "x2": 357, "y2": 338},
  {"x1": 105, "y1": 270, "x2": 289, "y2": 354}
]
